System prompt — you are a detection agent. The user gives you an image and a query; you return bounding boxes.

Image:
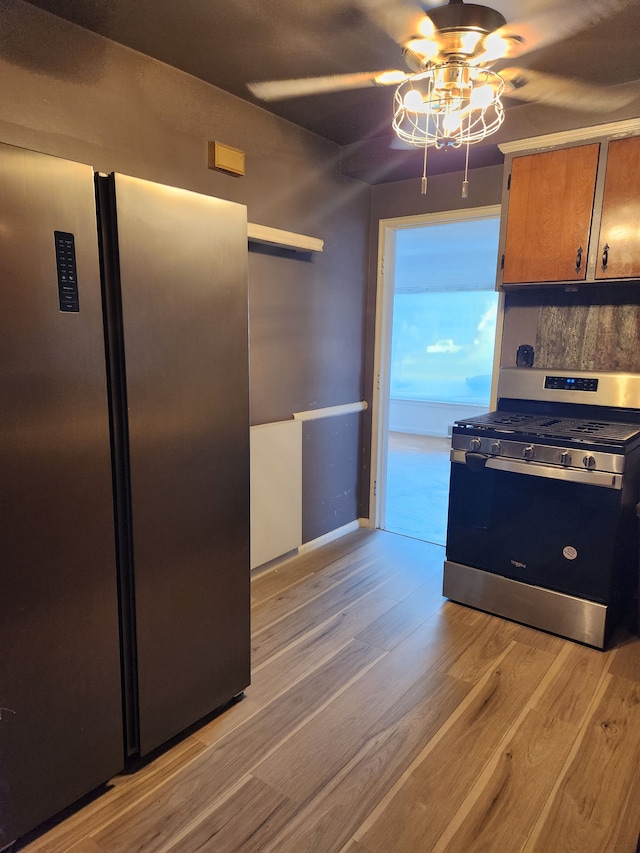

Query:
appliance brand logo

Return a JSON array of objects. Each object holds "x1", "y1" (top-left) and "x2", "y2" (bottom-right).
[{"x1": 510, "y1": 559, "x2": 527, "y2": 569}]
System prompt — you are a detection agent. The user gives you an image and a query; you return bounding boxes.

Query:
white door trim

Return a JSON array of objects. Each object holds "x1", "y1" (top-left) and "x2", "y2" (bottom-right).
[{"x1": 369, "y1": 204, "x2": 504, "y2": 531}]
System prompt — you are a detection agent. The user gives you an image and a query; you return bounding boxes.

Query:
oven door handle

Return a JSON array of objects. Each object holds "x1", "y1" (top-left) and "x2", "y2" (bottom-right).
[
  {"x1": 451, "y1": 449, "x2": 623, "y2": 489},
  {"x1": 464, "y1": 451, "x2": 489, "y2": 472}
]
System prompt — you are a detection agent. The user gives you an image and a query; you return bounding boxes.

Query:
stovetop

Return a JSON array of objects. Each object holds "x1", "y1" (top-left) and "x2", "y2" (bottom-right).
[
  {"x1": 455, "y1": 368, "x2": 640, "y2": 453},
  {"x1": 454, "y1": 412, "x2": 640, "y2": 445}
]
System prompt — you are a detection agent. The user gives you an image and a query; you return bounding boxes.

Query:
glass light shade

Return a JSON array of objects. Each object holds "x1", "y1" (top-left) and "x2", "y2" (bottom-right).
[
  {"x1": 405, "y1": 37, "x2": 441, "y2": 61},
  {"x1": 442, "y1": 109, "x2": 463, "y2": 133},
  {"x1": 403, "y1": 89, "x2": 426, "y2": 112},
  {"x1": 469, "y1": 83, "x2": 495, "y2": 109}
]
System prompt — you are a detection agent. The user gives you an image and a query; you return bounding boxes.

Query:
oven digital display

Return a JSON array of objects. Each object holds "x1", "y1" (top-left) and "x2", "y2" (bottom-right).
[{"x1": 544, "y1": 376, "x2": 598, "y2": 391}]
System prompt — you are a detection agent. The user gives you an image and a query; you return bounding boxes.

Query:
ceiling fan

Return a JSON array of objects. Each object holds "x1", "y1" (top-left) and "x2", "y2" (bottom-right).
[
  {"x1": 248, "y1": 0, "x2": 634, "y2": 111},
  {"x1": 248, "y1": 0, "x2": 635, "y2": 194}
]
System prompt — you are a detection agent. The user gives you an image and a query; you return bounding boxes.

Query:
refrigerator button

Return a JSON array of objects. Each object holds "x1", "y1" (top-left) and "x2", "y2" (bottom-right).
[{"x1": 54, "y1": 230, "x2": 79, "y2": 313}]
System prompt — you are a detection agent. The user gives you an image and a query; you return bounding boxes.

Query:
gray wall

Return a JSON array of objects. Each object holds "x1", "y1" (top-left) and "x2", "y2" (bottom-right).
[{"x1": 0, "y1": 0, "x2": 371, "y2": 543}]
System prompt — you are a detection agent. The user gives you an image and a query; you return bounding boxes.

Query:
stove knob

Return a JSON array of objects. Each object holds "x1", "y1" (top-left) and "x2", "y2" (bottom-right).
[
  {"x1": 560, "y1": 451, "x2": 572, "y2": 466},
  {"x1": 523, "y1": 445, "x2": 535, "y2": 460},
  {"x1": 490, "y1": 441, "x2": 501, "y2": 455},
  {"x1": 470, "y1": 438, "x2": 482, "y2": 451},
  {"x1": 583, "y1": 454, "x2": 596, "y2": 470}
]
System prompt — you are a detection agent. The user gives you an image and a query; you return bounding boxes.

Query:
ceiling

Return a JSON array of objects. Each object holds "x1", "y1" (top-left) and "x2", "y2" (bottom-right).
[{"x1": 25, "y1": 0, "x2": 640, "y2": 184}]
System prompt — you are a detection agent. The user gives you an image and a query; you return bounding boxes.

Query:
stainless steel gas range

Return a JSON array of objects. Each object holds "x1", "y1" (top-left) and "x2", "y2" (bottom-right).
[{"x1": 443, "y1": 368, "x2": 640, "y2": 648}]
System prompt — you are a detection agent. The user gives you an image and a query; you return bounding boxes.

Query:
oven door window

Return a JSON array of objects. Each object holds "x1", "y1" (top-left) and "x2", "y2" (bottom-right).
[{"x1": 445, "y1": 462, "x2": 628, "y2": 603}]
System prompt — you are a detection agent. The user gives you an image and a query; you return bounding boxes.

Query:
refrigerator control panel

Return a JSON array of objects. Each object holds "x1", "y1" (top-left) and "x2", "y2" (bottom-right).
[{"x1": 54, "y1": 231, "x2": 79, "y2": 312}]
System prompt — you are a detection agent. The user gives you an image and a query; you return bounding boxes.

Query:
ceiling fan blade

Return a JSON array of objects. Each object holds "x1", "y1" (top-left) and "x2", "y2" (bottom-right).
[
  {"x1": 357, "y1": 0, "x2": 434, "y2": 47},
  {"x1": 247, "y1": 70, "x2": 408, "y2": 102},
  {"x1": 479, "y1": 0, "x2": 634, "y2": 62},
  {"x1": 501, "y1": 67, "x2": 637, "y2": 113}
]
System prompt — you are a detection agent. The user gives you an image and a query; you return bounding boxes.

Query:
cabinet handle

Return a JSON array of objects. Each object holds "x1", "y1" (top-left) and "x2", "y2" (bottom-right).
[
  {"x1": 575, "y1": 246, "x2": 583, "y2": 273},
  {"x1": 602, "y1": 243, "x2": 610, "y2": 271}
]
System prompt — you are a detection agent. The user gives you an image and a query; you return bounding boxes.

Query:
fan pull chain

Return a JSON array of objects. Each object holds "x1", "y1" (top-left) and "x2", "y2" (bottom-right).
[
  {"x1": 462, "y1": 116, "x2": 471, "y2": 199},
  {"x1": 421, "y1": 139, "x2": 428, "y2": 195}
]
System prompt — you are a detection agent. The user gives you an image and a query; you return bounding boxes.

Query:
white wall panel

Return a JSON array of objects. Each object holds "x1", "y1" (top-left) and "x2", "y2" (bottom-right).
[{"x1": 250, "y1": 420, "x2": 302, "y2": 569}]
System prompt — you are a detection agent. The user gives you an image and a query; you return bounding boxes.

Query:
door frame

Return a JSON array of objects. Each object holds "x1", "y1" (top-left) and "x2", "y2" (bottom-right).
[{"x1": 369, "y1": 205, "x2": 505, "y2": 531}]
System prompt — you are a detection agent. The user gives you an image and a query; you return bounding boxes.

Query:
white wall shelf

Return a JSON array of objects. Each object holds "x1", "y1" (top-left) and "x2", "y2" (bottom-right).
[
  {"x1": 247, "y1": 222, "x2": 324, "y2": 253},
  {"x1": 293, "y1": 401, "x2": 367, "y2": 421}
]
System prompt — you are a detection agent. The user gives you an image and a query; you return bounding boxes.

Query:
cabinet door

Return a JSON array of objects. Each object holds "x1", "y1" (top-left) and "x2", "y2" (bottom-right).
[
  {"x1": 595, "y1": 136, "x2": 640, "y2": 280},
  {"x1": 502, "y1": 144, "x2": 599, "y2": 284}
]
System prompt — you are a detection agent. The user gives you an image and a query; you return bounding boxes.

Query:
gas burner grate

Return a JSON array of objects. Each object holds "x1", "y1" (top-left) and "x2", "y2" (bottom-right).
[
  {"x1": 455, "y1": 412, "x2": 640, "y2": 444},
  {"x1": 568, "y1": 421, "x2": 610, "y2": 434}
]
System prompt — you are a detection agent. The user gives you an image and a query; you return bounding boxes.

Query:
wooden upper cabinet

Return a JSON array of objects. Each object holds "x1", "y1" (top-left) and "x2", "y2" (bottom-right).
[
  {"x1": 595, "y1": 136, "x2": 640, "y2": 280},
  {"x1": 502, "y1": 144, "x2": 600, "y2": 284}
]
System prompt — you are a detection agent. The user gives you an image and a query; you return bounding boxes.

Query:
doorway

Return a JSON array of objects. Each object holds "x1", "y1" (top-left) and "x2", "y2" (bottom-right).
[{"x1": 371, "y1": 207, "x2": 503, "y2": 544}]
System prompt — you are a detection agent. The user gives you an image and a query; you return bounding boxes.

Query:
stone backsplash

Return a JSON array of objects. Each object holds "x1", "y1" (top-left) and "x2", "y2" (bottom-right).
[{"x1": 503, "y1": 284, "x2": 640, "y2": 372}]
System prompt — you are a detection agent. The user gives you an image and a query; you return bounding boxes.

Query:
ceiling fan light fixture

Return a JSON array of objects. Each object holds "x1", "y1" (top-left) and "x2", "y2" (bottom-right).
[
  {"x1": 442, "y1": 109, "x2": 464, "y2": 133},
  {"x1": 426, "y1": 0, "x2": 506, "y2": 41},
  {"x1": 469, "y1": 82, "x2": 495, "y2": 108},
  {"x1": 405, "y1": 37, "x2": 442, "y2": 61},
  {"x1": 393, "y1": 64, "x2": 504, "y2": 148},
  {"x1": 476, "y1": 30, "x2": 525, "y2": 63},
  {"x1": 392, "y1": 63, "x2": 505, "y2": 196},
  {"x1": 458, "y1": 30, "x2": 484, "y2": 55},
  {"x1": 403, "y1": 88, "x2": 427, "y2": 112}
]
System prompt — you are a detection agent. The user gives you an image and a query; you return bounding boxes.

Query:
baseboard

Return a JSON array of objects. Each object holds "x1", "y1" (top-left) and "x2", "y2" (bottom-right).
[
  {"x1": 250, "y1": 519, "x2": 372, "y2": 578},
  {"x1": 250, "y1": 548, "x2": 299, "y2": 579},
  {"x1": 298, "y1": 518, "x2": 370, "y2": 555}
]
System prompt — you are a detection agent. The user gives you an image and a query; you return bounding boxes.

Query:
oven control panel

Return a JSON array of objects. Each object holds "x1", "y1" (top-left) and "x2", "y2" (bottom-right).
[
  {"x1": 498, "y1": 367, "x2": 640, "y2": 408},
  {"x1": 544, "y1": 375, "x2": 598, "y2": 392}
]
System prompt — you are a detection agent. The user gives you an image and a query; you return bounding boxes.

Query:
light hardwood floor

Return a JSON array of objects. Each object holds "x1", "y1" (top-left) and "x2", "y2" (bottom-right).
[{"x1": 18, "y1": 529, "x2": 640, "y2": 853}]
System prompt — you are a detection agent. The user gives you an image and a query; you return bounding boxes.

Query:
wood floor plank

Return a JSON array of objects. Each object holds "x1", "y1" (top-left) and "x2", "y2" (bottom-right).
[
  {"x1": 357, "y1": 641, "x2": 555, "y2": 852},
  {"x1": 90, "y1": 640, "x2": 384, "y2": 853},
  {"x1": 529, "y1": 641, "x2": 612, "y2": 727},
  {"x1": 68, "y1": 840, "x2": 102, "y2": 853},
  {"x1": 250, "y1": 570, "x2": 336, "y2": 634},
  {"x1": 601, "y1": 743, "x2": 640, "y2": 853},
  {"x1": 609, "y1": 630, "x2": 640, "y2": 682},
  {"x1": 251, "y1": 529, "x2": 393, "y2": 617},
  {"x1": 444, "y1": 598, "x2": 484, "y2": 626},
  {"x1": 307, "y1": 530, "x2": 418, "y2": 586},
  {"x1": 525, "y1": 675, "x2": 640, "y2": 853},
  {"x1": 319, "y1": 529, "x2": 433, "y2": 575},
  {"x1": 250, "y1": 528, "x2": 371, "y2": 604},
  {"x1": 164, "y1": 775, "x2": 298, "y2": 853},
  {"x1": 259, "y1": 671, "x2": 472, "y2": 853},
  {"x1": 252, "y1": 607, "x2": 481, "y2": 804},
  {"x1": 445, "y1": 613, "x2": 520, "y2": 684},
  {"x1": 340, "y1": 841, "x2": 372, "y2": 853},
  {"x1": 196, "y1": 589, "x2": 398, "y2": 746},
  {"x1": 354, "y1": 572, "x2": 446, "y2": 651},
  {"x1": 251, "y1": 558, "x2": 401, "y2": 666},
  {"x1": 433, "y1": 710, "x2": 576, "y2": 853},
  {"x1": 250, "y1": 529, "x2": 435, "y2": 637},
  {"x1": 448, "y1": 606, "x2": 568, "y2": 655},
  {"x1": 21, "y1": 737, "x2": 207, "y2": 853},
  {"x1": 371, "y1": 559, "x2": 443, "y2": 602},
  {"x1": 507, "y1": 619, "x2": 569, "y2": 654}
]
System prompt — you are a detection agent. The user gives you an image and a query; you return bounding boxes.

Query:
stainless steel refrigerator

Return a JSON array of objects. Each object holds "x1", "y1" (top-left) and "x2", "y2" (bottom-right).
[{"x1": 0, "y1": 143, "x2": 250, "y2": 845}]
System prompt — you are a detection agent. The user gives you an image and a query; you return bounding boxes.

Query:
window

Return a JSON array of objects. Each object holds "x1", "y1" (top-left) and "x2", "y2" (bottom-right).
[{"x1": 390, "y1": 215, "x2": 500, "y2": 406}]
